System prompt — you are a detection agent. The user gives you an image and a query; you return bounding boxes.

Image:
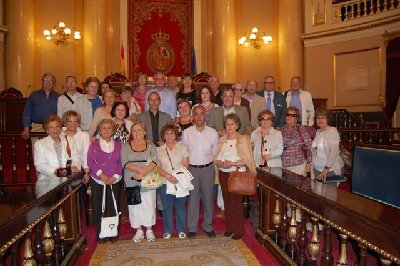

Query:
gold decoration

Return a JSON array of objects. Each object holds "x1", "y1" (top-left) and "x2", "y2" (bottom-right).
[
  {"x1": 146, "y1": 31, "x2": 175, "y2": 73},
  {"x1": 42, "y1": 221, "x2": 54, "y2": 257},
  {"x1": 22, "y1": 238, "x2": 36, "y2": 266},
  {"x1": 272, "y1": 195, "x2": 281, "y2": 228},
  {"x1": 337, "y1": 234, "x2": 348, "y2": 265},
  {"x1": 381, "y1": 258, "x2": 392, "y2": 265},
  {"x1": 58, "y1": 209, "x2": 67, "y2": 240},
  {"x1": 288, "y1": 204, "x2": 297, "y2": 242},
  {"x1": 308, "y1": 217, "x2": 320, "y2": 261}
]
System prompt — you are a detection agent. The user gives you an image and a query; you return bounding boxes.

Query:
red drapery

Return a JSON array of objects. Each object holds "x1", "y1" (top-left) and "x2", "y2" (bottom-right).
[{"x1": 128, "y1": 0, "x2": 193, "y2": 80}]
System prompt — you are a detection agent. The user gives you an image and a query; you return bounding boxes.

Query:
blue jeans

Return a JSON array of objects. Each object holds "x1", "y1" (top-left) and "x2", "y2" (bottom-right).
[{"x1": 159, "y1": 184, "x2": 187, "y2": 234}]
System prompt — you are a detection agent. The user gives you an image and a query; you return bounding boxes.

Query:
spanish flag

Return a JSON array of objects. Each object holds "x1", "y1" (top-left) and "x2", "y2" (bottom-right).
[{"x1": 120, "y1": 40, "x2": 126, "y2": 75}]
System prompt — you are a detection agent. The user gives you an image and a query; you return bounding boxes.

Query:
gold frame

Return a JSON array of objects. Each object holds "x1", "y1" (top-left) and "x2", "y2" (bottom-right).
[
  {"x1": 311, "y1": 0, "x2": 326, "y2": 26},
  {"x1": 333, "y1": 47, "x2": 382, "y2": 107}
]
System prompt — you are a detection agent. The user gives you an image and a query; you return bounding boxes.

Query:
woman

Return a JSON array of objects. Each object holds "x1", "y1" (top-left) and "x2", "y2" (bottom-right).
[
  {"x1": 157, "y1": 124, "x2": 189, "y2": 239},
  {"x1": 75, "y1": 77, "x2": 103, "y2": 131},
  {"x1": 232, "y1": 82, "x2": 251, "y2": 119},
  {"x1": 133, "y1": 73, "x2": 148, "y2": 112},
  {"x1": 60, "y1": 111, "x2": 90, "y2": 183},
  {"x1": 192, "y1": 85, "x2": 218, "y2": 124},
  {"x1": 281, "y1": 106, "x2": 313, "y2": 176},
  {"x1": 174, "y1": 98, "x2": 193, "y2": 138},
  {"x1": 111, "y1": 102, "x2": 132, "y2": 144},
  {"x1": 121, "y1": 121, "x2": 158, "y2": 243},
  {"x1": 215, "y1": 113, "x2": 256, "y2": 240},
  {"x1": 87, "y1": 118, "x2": 123, "y2": 243},
  {"x1": 251, "y1": 110, "x2": 283, "y2": 167},
  {"x1": 34, "y1": 115, "x2": 81, "y2": 196},
  {"x1": 312, "y1": 108, "x2": 344, "y2": 180},
  {"x1": 120, "y1": 85, "x2": 142, "y2": 122},
  {"x1": 88, "y1": 89, "x2": 116, "y2": 137},
  {"x1": 176, "y1": 74, "x2": 198, "y2": 106},
  {"x1": 100, "y1": 81, "x2": 112, "y2": 97}
]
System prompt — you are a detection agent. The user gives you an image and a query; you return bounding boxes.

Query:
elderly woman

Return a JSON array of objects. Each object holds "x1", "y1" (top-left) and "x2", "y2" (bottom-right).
[
  {"x1": 174, "y1": 98, "x2": 193, "y2": 137},
  {"x1": 251, "y1": 110, "x2": 283, "y2": 167},
  {"x1": 312, "y1": 108, "x2": 344, "y2": 180},
  {"x1": 232, "y1": 82, "x2": 251, "y2": 119},
  {"x1": 88, "y1": 89, "x2": 116, "y2": 137},
  {"x1": 87, "y1": 118, "x2": 123, "y2": 243},
  {"x1": 176, "y1": 73, "x2": 198, "y2": 106},
  {"x1": 34, "y1": 115, "x2": 81, "y2": 195},
  {"x1": 157, "y1": 124, "x2": 189, "y2": 239},
  {"x1": 60, "y1": 111, "x2": 90, "y2": 183},
  {"x1": 111, "y1": 102, "x2": 132, "y2": 144},
  {"x1": 121, "y1": 121, "x2": 158, "y2": 243},
  {"x1": 120, "y1": 85, "x2": 142, "y2": 122},
  {"x1": 192, "y1": 85, "x2": 218, "y2": 124},
  {"x1": 282, "y1": 106, "x2": 313, "y2": 176},
  {"x1": 215, "y1": 113, "x2": 256, "y2": 240}
]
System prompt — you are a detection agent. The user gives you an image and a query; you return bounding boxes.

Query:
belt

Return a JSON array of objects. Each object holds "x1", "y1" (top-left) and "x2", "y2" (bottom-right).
[{"x1": 189, "y1": 162, "x2": 213, "y2": 168}]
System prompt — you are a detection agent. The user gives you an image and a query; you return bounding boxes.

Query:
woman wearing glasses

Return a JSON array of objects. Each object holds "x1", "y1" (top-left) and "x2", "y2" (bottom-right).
[
  {"x1": 232, "y1": 82, "x2": 251, "y2": 120},
  {"x1": 281, "y1": 106, "x2": 313, "y2": 176},
  {"x1": 251, "y1": 110, "x2": 283, "y2": 168}
]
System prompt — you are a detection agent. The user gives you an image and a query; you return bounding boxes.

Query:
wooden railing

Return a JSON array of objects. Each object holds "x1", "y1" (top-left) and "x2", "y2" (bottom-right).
[
  {"x1": 330, "y1": 109, "x2": 362, "y2": 129},
  {"x1": 0, "y1": 173, "x2": 86, "y2": 265},
  {"x1": 338, "y1": 128, "x2": 400, "y2": 146},
  {"x1": 256, "y1": 167, "x2": 400, "y2": 266}
]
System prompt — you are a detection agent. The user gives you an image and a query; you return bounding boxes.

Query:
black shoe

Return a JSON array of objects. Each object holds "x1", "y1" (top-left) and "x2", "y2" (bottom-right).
[
  {"x1": 224, "y1": 232, "x2": 233, "y2": 237},
  {"x1": 109, "y1": 237, "x2": 118, "y2": 243},
  {"x1": 188, "y1": 232, "x2": 196, "y2": 239},
  {"x1": 158, "y1": 210, "x2": 163, "y2": 217},
  {"x1": 231, "y1": 234, "x2": 242, "y2": 240},
  {"x1": 97, "y1": 238, "x2": 106, "y2": 244},
  {"x1": 206, "y1": 230, "x2": 216, "y2": 238}
]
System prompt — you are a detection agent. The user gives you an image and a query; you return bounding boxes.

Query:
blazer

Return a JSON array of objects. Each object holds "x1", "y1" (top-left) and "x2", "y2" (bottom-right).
[
  {"x1": 137, "y1": 110, "x2": 171, "y2": 144},
  {"x1": 251, "y1": 127, "x2": 283, "y2": 167},
  {"x1": 208, "y1": 105, "x2": 252, "y2": 135},
  {"x1": 236, "y1": 97, "x2": 251, "y2": 120},
  {"x1": 244, "y1": 93, "x2": 266, "y2": 130},
  {"x1": 214, "y1": 134, "x2": 257, "y2": 183},
  {"x1": 285, "y1": 89, "x2": 315, "y2": 126},
  {"x1": 256, "y1": 90, "x2": 287, "y2": 128}
]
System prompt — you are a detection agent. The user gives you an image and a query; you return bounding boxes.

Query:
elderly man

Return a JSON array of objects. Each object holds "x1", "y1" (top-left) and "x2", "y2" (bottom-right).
[
  {"x1": 244, "y1": 80, "x2": 267, "y2": 129},
  {"x1": 208, "y1": 87, "x2": 252, "y2": 136},
  {"x1": 181, "y1": 105, "x2": 218, "y2": 239},
  {"x1": 285, "y1": 76, "x2": 315, "y2": 126},
  {"x1": 209, "y1": 75, "x2": 222, "y2": 106},
  {"x1": 166, "y1": 75, "x2": 179, "y2": 94},
  {"x1": 57, "y1": 75, "x2": 83, "y2": 117},
  {"x1": 144, "y1": 72, "x2": 177, "y2": 119},
  {"x1": 256, "y1": 76, "x2": 287, "y2": 128},
  {"x1": 22, "y1": 72, "x2": 60, "y2": 139}
]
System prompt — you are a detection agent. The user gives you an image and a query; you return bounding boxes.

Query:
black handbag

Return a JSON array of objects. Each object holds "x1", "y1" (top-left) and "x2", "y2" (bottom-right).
[{"x1": 125, "y1": 186, "x2": 141, "y2": 205}]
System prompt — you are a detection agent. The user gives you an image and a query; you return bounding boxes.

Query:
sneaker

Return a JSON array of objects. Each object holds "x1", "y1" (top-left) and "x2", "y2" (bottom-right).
[
  {"x1": 178, "y1": 232, "x2": 186, "y2": 239},
  {"x1": 163, "y1": 233, "x2": 171, "y2": 239},
  {"x1": 146, "y1": 230, "x2": 156, "y2": 242},
  {"x1": 132, "y1": 230, "x2": 144, "y2": 243}
]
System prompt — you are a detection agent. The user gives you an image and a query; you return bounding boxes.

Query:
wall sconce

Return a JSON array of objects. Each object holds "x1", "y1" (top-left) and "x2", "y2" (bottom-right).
[
  {"x1": 43, "y1": 22, "x2": 81, "y2": 45},
  {"x1": 238, "y1": 27, "x2": 272, "y2": 49}
]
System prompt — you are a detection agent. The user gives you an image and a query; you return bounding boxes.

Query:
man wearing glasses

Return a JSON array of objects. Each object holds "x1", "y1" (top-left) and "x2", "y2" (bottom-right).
[
  {"x1": 257, "y1": 76, "x2": 287, "y2": 128},
  {"x1": 22, "y1": 72, "x2": 60, "y2": 139}
]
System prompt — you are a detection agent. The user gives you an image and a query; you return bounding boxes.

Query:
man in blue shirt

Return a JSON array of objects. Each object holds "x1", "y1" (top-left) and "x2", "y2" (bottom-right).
[
  {"x1": 144, "y1": 72, "x2": 177, "y2": 119},
  {"x1": 22, "y1": 72, "x2": 60, "y2": 139}
]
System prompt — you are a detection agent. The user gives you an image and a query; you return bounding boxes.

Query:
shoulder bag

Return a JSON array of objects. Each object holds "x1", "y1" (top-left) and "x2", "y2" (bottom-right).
[
  {"x1": 99, "y1": 184, "x2": 120, "y2": 239},
  {"x1": 125, "y1": 186, "x2": 141, "y2": 205},
  {"x1": 228, "y1": 167, "x2": 257, "y2": 196},
  {"x1": 141, "y1": 144, "x2": 163, "y2": 191}
]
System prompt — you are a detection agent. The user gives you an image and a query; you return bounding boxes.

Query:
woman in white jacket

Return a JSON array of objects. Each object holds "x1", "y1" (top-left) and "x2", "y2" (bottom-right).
[{"x1": 251, "y1": 110, "x2": 283, "y2": 168}]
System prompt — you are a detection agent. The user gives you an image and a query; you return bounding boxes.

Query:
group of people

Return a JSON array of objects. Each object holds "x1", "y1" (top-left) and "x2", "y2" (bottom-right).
[{"x1": 25, "y1": 71, "x2": 344, "y2": 244}]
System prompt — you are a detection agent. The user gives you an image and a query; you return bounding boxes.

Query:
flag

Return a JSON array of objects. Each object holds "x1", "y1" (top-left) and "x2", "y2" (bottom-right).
[{"x1": 120, "y1": 40, "x2": 126, "y2": 75}]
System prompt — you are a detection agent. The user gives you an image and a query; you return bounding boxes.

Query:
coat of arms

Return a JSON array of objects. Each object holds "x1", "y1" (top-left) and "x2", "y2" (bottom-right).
[{"x1": 147, "y1": 31, "x2": 175, "y2": 73}]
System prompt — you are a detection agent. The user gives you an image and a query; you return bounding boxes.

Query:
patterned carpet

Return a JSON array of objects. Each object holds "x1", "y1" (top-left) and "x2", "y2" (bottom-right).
[{"x1": 89, "y1": 236, "x2": 260, "y2": 266}]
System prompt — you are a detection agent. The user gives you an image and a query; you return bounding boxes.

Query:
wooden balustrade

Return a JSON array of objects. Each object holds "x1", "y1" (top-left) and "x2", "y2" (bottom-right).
[
  {"x1": 256, "y1": 167, "x2": 400, "y2": 266},
  {"x1": 0, "y1": 173, "x2": 86, "y2": 265},
  {"x1": 338, "y1": 128, "x2": 400, "y2": 146}
]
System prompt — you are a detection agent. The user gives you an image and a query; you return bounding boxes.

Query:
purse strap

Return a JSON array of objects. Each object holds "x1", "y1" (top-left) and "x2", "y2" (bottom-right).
[
  {"x1": 165, "y1": 147, "x2": 175, "y2": 171},
  {"x1": 296, "y1": 125, "x2": 308, "y2": 160},
  {"x1": 101, "y1": 184, "x2": 119, "y2": 217}
]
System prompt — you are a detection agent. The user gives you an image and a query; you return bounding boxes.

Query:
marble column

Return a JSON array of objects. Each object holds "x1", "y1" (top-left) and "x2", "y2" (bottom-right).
[
  {"x1": 5, "y1": 0, "x2": 35, "y2": 96},
  {"x1": 278, "y1": 0, "x2": 303, "y2": 88},
  {"x1": 213, "y1": 0, "x2": 237, "y2": 83},
  {"x1": 83, "y1": 0, "x2": 107, "y2": 80}
]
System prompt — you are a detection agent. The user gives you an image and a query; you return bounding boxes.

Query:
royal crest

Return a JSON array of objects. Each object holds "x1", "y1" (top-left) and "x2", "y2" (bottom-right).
[{"x1": 147, "y1": 31, "x2": 175, "y2": 73}]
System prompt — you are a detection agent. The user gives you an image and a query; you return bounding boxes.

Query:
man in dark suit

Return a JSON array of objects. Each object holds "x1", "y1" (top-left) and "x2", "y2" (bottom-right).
[
  {"x1": 257, "y1": 76, "x2": 287, "y2": 128},
  {"x1": 208, "y1": 87, "x2": 252, "y2": 136}
]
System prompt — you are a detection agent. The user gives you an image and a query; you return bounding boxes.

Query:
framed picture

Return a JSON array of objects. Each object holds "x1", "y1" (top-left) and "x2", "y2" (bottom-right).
[
  {"x1": 312, "y1": 0, "x2": 326, "y2": 25},
  {"x1": 333, "y1": 47, "x2": 382, "y2": 107}
]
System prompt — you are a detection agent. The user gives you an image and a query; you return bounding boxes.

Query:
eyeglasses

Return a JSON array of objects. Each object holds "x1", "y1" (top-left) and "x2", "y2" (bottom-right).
[
  {"x1": 264, "y1": 82, "x2": 274, "y2": 84},
  {"x1": 286, "y1": 113, "x2": 298, "y2": 117},
  {"x1": 260, "y1": 117, "x2": 272, "y2": 121}
]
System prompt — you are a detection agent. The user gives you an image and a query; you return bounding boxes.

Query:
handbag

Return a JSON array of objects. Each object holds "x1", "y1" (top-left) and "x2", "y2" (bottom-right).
[
  {"x1": 125, "y1": 186, "x2": 141, "y2": 205},
  {"x1": 141, "y1": 144, "x2": 163, "y2": 191},
  {"x1": 228, "y1": 168, "x2": 257, "y2": 196},
  {"x1": 99, "y1": 184, "x2": 120, "y2": 239}
]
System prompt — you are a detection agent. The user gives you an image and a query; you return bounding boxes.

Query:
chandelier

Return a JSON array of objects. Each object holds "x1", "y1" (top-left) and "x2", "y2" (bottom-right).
[
  {"x1": 238, "y1": 27, "x2": 272, "y2": 49},
  {"x1": 43, "y1": 22, "x2": 81, "y2": 45}
]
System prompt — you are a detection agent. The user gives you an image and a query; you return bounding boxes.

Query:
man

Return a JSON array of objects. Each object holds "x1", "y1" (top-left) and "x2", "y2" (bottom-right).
[
  {"x1": 285, "y1": 76, "x2": 315, "y2": 126},
  {"x1": 181, "y1": 105, "x2": 218, "y2": 239},
  {"x1": 138, "y1": 92, "x2": 171, "y2": 146},
  {"x1": 244, "y1": 80, "x2": 267, "y2": 129},
  {"x1": 209, "y1": 75, "x2": 222, "y2": 106},
  {"x1": 208, "y1": 87, "x2": 252, "y2": 136},
  {"x1": 57, "y1": 75, "x2": 83, "y2": 117},
  {"x1": 256, "y1": 76, "x2": 287, "y2": 128},
  {"x1": 144, "y1": 72, "x2": 177, "y2": 119},
  {"x1": 166, "y1": 75, "x2": 179, "y2": 94},
  {"x1": 22, "y1": 72, "x2": 60, "y2": 139}
]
